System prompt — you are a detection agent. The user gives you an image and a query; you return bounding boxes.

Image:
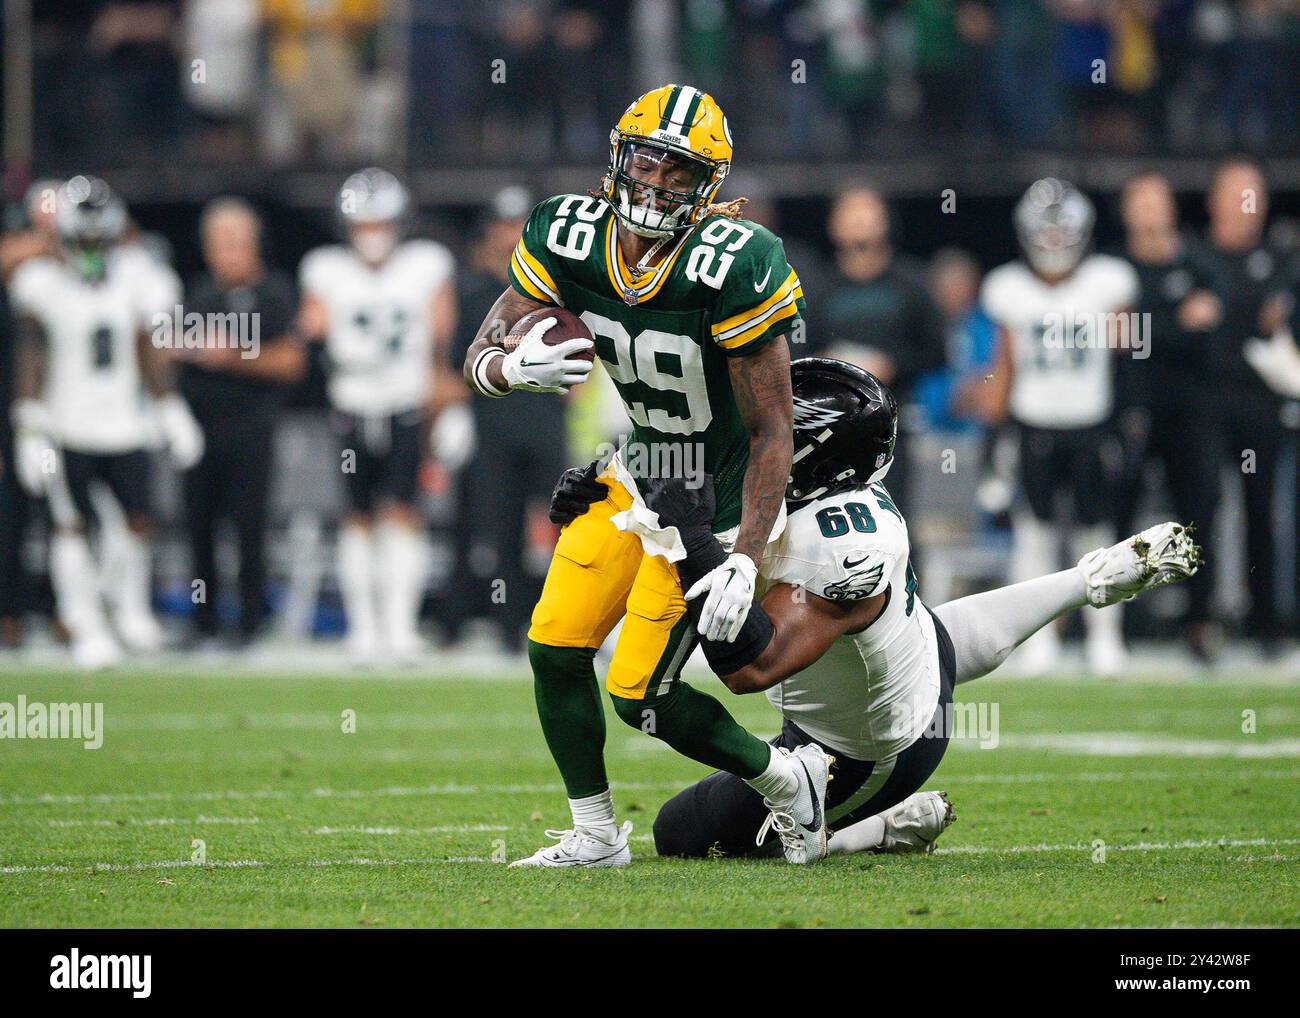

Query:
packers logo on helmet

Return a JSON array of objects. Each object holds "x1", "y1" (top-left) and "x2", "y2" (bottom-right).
[{"x1": 604, "y1": 84, "x2": 733, "y2": 239}]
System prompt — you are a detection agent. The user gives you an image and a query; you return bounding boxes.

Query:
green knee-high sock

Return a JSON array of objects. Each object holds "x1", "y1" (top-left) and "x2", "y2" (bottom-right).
[
  {"x1": 528, "y1": 640, "x2": 609, "y2": 798},
  {"x1": 611, "y1": 680, "x2": 770, "y2": 779}
]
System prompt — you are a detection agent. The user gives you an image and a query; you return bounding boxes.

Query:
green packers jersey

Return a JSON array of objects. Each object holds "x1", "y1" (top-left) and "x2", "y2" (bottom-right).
[{"x1": 508, "y1": 194, "x2": 805, "y2": 530}]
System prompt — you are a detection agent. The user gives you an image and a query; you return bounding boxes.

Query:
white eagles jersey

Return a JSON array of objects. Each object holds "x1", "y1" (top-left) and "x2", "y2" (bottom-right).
[
  {"x1": 759, "y1": 483, "x2": 941, "y2": 762},
  {"x1": 299, "y1": 240, "x2": 453, "y2": 417},
  {"x1": 981, "y1": 254, "x2": 1138, "y2": 429},
  {"x1": 8, "y1": 246, "x2": 180, "y2": 453}
]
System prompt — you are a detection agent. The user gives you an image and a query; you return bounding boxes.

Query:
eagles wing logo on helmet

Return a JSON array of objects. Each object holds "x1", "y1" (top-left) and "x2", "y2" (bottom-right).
[
  {"x1": 792, "y1": 396, "x2": 845, "y2": 431},
  {"x1": 821, "y1": 562, "x2": 886, "y2": 601}
]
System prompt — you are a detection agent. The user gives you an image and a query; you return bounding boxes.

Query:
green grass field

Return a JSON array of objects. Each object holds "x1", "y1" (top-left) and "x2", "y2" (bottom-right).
[{"x1": 1, "y1": 662, "x2": 1297, "y2": 928}]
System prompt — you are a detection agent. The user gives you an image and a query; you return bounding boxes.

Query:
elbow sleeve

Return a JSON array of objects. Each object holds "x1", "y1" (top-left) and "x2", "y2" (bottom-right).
[{"x1": 695, "y1": 599, "x2": 775, "y2": 678}]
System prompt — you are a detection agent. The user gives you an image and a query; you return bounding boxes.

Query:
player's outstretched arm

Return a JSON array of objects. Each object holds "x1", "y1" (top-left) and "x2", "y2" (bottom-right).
[
  {"x1": 461, "y1": 286, "x2": 549, "y2": 395},
  {"x1": 717, "y1": 584, "x2": 883, "y2": 694}
]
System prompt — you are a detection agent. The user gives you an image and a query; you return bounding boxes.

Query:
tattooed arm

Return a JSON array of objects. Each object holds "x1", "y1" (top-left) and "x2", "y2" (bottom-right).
[
  {"x1": 461, "y1": 286, "x2": 549, "y2": 394},
  {"x1": 728, "y1": 334, "x2": 794, "y2": 565}
]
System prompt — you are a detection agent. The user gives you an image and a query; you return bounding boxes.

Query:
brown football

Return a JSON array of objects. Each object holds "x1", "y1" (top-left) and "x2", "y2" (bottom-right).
[{"x1": 504, "y1": 307, "x2": 595, "y2": 362}]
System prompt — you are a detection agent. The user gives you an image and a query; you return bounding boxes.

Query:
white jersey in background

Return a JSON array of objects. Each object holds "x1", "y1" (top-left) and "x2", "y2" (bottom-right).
[
  {"x1": 8, "y1": 246, "x2": 181, "y2": 453},
  {"x1": 758, "y1": 483, "x2": 941, "y2": 762},
  {"x1": 981, "y1": 253, "x2": 1138, "y2": 429},
  {"x1": 299, "y1": 240, "x2": 454, "y2": 417}
]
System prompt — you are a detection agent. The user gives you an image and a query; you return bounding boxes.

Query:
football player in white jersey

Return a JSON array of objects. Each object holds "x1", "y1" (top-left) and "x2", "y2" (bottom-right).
[
  {"x1": 8, "y1": 177, "x2": 204, "y2": 669},
  {"x1": 550, "y1": 359, "x2": 1198, "y2": 858},
  {"x1": 980, "y1": 179, "x2": 1140, "y2": 676},
  {"x1": 297, "y1": 169, "x2": 461, "y2": 663}
]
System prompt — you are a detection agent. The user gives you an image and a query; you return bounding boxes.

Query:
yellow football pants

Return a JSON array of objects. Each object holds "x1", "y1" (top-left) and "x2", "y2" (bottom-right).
[{"x1": 528, "y1": 474, "x2": 695, "y2": 700}]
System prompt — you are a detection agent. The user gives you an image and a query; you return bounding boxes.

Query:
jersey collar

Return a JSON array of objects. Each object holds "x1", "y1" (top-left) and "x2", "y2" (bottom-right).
[{"x1": 604, "y1": 217, "x2": 697, "y2": 306}]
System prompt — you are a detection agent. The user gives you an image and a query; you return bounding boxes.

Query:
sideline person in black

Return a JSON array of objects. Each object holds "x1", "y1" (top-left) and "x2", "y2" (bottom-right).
[
  {"x1": 1194, "y1": 158, "x2": 1293, "y2": 653},
  {"x1": 812, "y1": 187, "x2": 946, "y2": 523},
  {"x1": 1112, "y1": 171, "x2": 1224, "y2": 658},
  {"x1": 0, "y1": 183, "x2": 61, "y2": 646},
  {"x1": 176, "y1": 198, "x2": 304, "y2": 645}
]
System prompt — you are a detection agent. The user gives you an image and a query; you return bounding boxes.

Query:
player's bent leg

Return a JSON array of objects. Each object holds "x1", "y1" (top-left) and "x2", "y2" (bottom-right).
[
  {"x1": 934, "y1": 570, "x2": 1089, "y2": 684},
  {"x1": 934, "y1": 522, "x2": 1200, "y2": 685},
  {"x1": 826, "y1": 627, "x2": 956, "y2": 855},
  {"x1": 653, "y1": 765, "x2": 773, "y2": 859},
  {"x1": 607, "y1": 553, "x2": 831, "y2": 863},
  {"x1": 828, "y1": 791, "x2": 957, "y2": 856},
  {"x1": 603, "y1": 551, "x2": 767, "y2": 779}
]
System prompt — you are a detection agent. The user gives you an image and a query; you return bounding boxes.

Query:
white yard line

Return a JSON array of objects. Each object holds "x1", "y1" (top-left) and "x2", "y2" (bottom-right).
[
  {"x1": 953, "y1": 733, "x2": 1300, "y2": 758},
  {"x1": 310, "y1": 825, "x2": 509, "y2": 835},
  {"x1": 933, "y1": 836, "x2": 1300, "y2": 856},
  {"x1": 43, "y1": 816, "x2": 260, "y2": 829},
  {"x1": 2, "y1": 769, "x2": 1297, "y2": 808},
  {"x1": 3, "y1": 837, "x2": 1297, "y2": 875}
]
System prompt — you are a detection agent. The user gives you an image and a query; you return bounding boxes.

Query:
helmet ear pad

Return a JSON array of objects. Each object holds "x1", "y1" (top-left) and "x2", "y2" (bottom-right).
[{"x1": 787, "y1": 358, "x2": 899, "y2": 503}]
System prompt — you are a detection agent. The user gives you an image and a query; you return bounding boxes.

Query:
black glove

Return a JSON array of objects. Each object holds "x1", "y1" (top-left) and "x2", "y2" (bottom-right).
[
  {"x1": 645, "y1": 473, "x2": 773, "y2": 674},
  {"x1": 549, "y1": 460, "x2": 609, "y2": 526},
  {"x1": 642, "y1": 474, "x2": 716, "y2": 538},
  {"x1": 643, "y1": 474, "x2": 724, "y2": 587}
]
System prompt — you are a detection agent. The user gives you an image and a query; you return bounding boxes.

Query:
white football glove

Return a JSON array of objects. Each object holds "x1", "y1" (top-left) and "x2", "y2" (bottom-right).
[
  {"x1": 431, "y1": 401, "x2": 476, "y2": 472},
  {"x1": 1244, "y1": 327, "x2": 1300, "y2": 399},
  {"x1": 156, "y1": 394, "x2": 205, "y2": 470},
  {"x1": 10, "y1": 399, "x2": 56, "y2": 497},
  {"x1": 684, "y1": 552, "x2": 759, "y2": 644},
  {"x1": 501, "y1": 316, "x2": 594, "y2": 394}
]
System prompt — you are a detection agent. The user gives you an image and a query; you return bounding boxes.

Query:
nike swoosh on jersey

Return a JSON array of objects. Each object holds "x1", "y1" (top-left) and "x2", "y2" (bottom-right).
[{"x1": 753, "y1": 266, "x2": 772, "y2": 292}]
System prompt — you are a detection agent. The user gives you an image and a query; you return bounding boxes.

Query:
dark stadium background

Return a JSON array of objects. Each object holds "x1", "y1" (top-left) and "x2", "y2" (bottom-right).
[{"x1": 2, "y1": 0, "x2": 1298, "y2": 653}]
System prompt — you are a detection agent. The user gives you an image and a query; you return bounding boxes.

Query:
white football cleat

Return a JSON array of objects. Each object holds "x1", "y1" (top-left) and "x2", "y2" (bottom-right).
[
  {"x1": 508, "y1": 820, "x2": 633, "y2": 868},
  {"x1": 1077, "y1": 522, "x2": 1201, "y2": 609},
  {"x1": 72, "y1": 631, "x2": 124, "y2": 672},
  {"x1": 877, "y1": 791, "x2": 956, "y2": 854},
  {"x1": 756, "y1": 744, "x2": 833, "y2": 865},
  {"x1": 115, "y1": 611, "x2": 164, "y2": 653}
]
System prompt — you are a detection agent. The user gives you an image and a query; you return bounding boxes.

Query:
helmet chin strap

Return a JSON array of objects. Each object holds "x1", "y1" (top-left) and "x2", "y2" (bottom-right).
[{"x1": 631, "y1": 232, "x2": 673, "y2": 274}]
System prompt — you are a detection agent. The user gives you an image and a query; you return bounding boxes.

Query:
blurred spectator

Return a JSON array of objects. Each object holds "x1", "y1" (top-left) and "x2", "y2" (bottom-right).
[
  {"x1": 177, "y1": 198, "x2": 304, "y2": 646},
  {"x1": 0, "y1": 182, "x2": 62, "y2": 647},
  {"x1": 182, "y1": 0, "x2": 261, "y2": 161},
  {"x1": 1195, "y1": 157, "x2": 1293, "y2": 653},
  {"x1": 1112, "y1": 171, "x2": 1223, "y2": 658},
  {"x1": 92, "y1": 2, "x2": 184, "y2": 155},
  {"x1": 263, "y1": 0, "x2": 383, "y2": 161},
  {"x1": 815, "y1": 186, "x2": 946, "y2": 519},
  {"x1": 916, "y1": 247, "x2": 997, "y2": 431},
  {"x1": 445, "y1": 186, "x2": 568, "y2": 651},
  {"x1": 722, "y1": 173, "x2": 832, "y2": 352}
]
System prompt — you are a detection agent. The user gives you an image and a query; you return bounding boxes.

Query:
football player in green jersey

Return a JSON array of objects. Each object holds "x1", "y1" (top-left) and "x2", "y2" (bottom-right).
[{"x1": 463, "y1": 84, "x2": 824, "y2": 866}]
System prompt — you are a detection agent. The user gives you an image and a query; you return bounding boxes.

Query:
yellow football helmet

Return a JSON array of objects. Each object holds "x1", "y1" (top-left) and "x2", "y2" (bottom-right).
[{"x1": 604, "y1": 84, "x2": 733, "y2": 238}]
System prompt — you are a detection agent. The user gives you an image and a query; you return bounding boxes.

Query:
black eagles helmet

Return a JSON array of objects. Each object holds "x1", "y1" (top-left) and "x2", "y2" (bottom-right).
[{"x1": 788, "y1": 357, "x2": 898, "y2": 503}]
